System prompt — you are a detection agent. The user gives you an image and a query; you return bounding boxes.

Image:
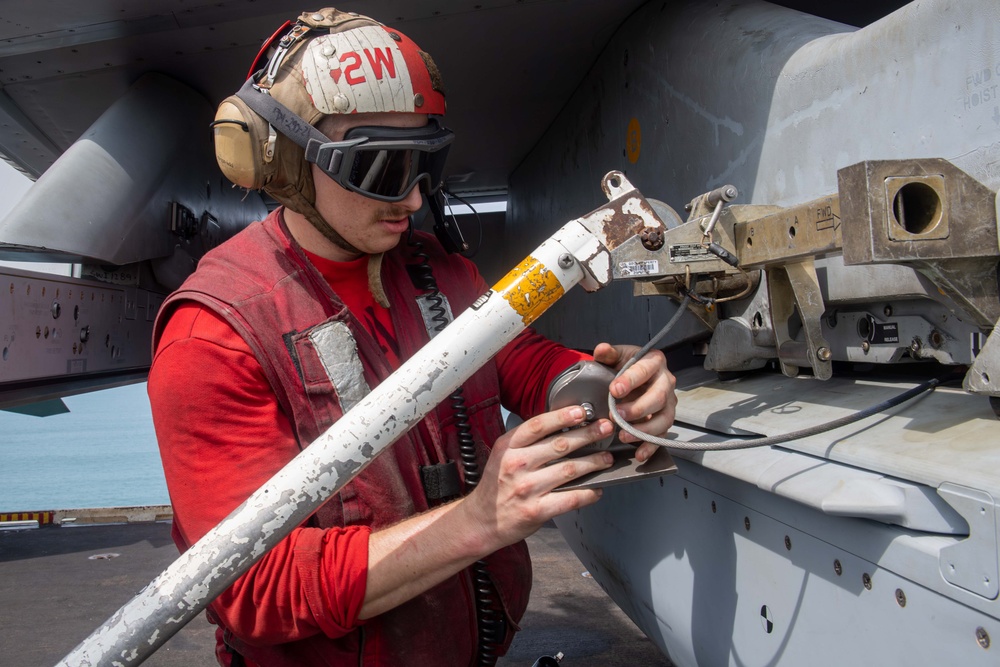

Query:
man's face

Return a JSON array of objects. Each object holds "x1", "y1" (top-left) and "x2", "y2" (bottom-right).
[{"x1": 310, "y1": 112, "x2": 428, "y2": 259}]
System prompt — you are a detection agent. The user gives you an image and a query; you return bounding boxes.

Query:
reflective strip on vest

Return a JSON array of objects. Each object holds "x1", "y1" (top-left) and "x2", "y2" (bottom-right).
[{"x1": 308, "y1": 320, "x2": 371, "y2": 413}]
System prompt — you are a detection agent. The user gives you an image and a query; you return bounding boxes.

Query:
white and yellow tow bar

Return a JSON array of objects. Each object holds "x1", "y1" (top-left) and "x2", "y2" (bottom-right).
[{"x1": 57, "y1": 172, "x2": 665, "y2": 667}]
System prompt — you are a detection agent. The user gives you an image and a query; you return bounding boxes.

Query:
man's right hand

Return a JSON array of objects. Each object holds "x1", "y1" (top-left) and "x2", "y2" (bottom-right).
[
  {"x1": 360, "y1": 405, "x2": 613, "y2": 620},
  {"x1": 461, "y1": 405, "x2": 615, "y2": 551}
]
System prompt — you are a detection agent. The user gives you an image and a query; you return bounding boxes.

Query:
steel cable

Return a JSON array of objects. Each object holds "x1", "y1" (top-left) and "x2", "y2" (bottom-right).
[{"x1": 606, "y1": 293, "x2": 941, "y2": 451}]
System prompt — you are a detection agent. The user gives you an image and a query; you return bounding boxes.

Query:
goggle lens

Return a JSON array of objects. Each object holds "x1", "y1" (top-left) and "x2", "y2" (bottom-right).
[
  {"x1": 306, "y1": 121, "x2": 453, "y2": 203},
  {"x1": 350, "y1": 148, "x2": 417, "y2": 199}
]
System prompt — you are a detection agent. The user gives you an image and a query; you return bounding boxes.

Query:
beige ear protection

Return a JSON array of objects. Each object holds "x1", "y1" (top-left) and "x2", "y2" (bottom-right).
[{"x1": 211, "y1": 95, "x2": 277, "y2": 191}]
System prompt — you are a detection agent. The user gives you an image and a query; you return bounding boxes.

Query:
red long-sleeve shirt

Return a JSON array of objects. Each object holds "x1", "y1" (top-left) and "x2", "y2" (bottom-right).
[{"x1": 148, "y1": 248, "x2": 586, "y2": 648}]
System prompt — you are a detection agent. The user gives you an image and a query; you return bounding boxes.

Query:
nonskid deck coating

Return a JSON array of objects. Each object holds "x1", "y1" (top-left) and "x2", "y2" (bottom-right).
[{"x1": 0, "y1": 520, "x2": 670, "y2": 666}]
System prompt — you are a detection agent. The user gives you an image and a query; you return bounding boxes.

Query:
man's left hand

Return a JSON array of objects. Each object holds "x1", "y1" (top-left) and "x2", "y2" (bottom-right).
[{"x1": 593, "y1": 342, "x2": 677, "y2": 462}]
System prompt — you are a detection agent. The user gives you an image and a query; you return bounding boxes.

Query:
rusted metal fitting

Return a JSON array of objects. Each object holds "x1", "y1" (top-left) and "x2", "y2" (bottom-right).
[{"x1": 640, "y1": 227, "x2": 665, "y2": 250}]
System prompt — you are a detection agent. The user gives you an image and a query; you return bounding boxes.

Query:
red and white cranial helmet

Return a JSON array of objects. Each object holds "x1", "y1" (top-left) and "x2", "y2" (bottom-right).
[
  {"x1": 299, "y1": 24, "x2": 447, "y2": 116},
  {"x1": 228, "y1": 8, "x2": 447, "y2": 213}
]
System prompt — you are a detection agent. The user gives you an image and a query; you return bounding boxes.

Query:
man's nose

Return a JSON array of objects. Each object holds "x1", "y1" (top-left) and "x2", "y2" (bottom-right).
[{"x1": 400, "y1": 184, "x2": 424, "y2": 212}]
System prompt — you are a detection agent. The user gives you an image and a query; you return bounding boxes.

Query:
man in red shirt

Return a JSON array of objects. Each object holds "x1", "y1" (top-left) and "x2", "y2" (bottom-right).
[{"x1": 148, "y1": 8, "x2": 676, "y2": 666}]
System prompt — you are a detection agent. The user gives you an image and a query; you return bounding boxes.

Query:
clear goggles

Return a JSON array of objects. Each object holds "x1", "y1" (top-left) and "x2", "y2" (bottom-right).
[{"x1": 304, "y1": 120, "x2": 454, "y2": 203}]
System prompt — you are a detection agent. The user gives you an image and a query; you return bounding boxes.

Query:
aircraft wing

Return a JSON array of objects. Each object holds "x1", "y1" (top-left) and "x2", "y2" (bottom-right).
[{"x1": 0, "y1": 0, "x2": 656, "y2": 407}]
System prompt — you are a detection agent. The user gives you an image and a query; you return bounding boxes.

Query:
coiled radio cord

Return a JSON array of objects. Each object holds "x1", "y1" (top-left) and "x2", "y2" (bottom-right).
[{"x1": 407, "y1": 230, "x2": 502, "y2": 666}]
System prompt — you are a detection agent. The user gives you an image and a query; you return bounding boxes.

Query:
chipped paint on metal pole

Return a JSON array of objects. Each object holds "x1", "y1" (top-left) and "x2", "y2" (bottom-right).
[{"x1": 57, "y1": 171, "x2": 652, "y2": 666}]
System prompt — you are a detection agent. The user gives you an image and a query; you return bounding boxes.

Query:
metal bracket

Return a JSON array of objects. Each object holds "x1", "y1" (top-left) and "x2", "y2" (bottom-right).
[
  {"x1": 766, "y1": 259, "x2": 833, "y2": 380},
  {"x1": 570, "y1": 171, "x2": 666, "y2": 291},
  {"x1": 169, "y1": 202, "x2": 199, "y2": 239},
  {"x1": 839, "y1": 158, "x2": 1000, "y2": 329},
  {"x1": 938, "y1": 483, "x2": 999, "y2": 600},
  {"x1": 965, "y1": 319, "x2": 1000, "y2": 397}
]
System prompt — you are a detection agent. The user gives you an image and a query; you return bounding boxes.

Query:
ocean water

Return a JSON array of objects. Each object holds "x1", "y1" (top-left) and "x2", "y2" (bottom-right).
[{"x1": 0, "y1": 382, "x2": 169, "y2": 511}]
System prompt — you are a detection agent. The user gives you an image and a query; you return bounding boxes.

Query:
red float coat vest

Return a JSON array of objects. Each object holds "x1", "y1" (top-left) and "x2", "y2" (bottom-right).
[{"x1": 153, "y1": 209, "x2": 531, "y2": 665}]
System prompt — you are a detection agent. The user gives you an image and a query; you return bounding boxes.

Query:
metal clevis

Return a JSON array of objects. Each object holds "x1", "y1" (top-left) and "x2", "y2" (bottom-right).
[{"x1": 616, "y1": 158, "x2": 1000, "y2": 396}]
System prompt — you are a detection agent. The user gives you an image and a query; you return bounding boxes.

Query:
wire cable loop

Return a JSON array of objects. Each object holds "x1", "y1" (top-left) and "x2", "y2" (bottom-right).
[{"x1": 605, "y1": 291, "x2": 942, "y2": 451}]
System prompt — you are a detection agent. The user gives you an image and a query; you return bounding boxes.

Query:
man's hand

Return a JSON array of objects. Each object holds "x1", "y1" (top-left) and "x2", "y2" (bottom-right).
[
  {"x1": 462, "y1": 406, "x2": 615, "y2": 550},
  {"x1": 593, "y1": 342, "x2": 677, "y2": 462},
  {"x1": 361, "y1": 406, "x2": 613, "y2": 619}
]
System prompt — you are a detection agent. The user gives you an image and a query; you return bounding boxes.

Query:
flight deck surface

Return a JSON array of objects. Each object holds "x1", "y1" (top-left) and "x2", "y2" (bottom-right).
[{"x1": 0, "y1": 519, "x2": 669, "y2": 666}]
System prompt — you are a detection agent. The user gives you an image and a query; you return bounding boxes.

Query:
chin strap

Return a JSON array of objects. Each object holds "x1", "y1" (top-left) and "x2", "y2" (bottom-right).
[
  {"x1": 367, "y1": 252, "x2": 389, "y2": 308},
  {"x1": 302, "y1": 204, "x2": 360, "y2": 256},
  {"x1": 274, "y1": 184, "x2": 390, "y2": 308},
  {"x1": 269, "y1": 180, "x2": 362, "y2": 257},
  {"x1": 305, "y1": 203, "x2": 391, "y2": 309},
  {"x1": 301, "y1": 199, "x2": 390, "y2": 309}
]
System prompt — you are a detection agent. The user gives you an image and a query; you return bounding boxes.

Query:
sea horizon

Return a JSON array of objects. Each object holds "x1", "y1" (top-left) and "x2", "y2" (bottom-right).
[{"x1": 0, "y1": 382, "x2": 169, "y2": 512}]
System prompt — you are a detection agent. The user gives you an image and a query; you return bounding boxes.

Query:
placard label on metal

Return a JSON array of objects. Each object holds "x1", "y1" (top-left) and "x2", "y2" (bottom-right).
[
  {"x1": 618, "y1": 260, "x2": 659, "y2": 277},
  {"x1": 669, "y1": 243, "x2": 714, "y2": 263},
  {"x1": 82, "y1": 265, "x2": 140, "y2": 285},
  {"x1": 872, "y1": 321, "x2": 899, "y2": 344}
]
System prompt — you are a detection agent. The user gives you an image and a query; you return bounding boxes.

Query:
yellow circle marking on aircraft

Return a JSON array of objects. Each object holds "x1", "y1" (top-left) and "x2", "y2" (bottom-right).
[{"x1": 626, "y1": 117, "x2": 641, "y2": 164}]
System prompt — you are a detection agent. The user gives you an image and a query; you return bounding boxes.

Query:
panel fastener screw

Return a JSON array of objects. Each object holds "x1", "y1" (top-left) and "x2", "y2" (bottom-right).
[
  {"x1": 863, "y1": 573, "x2": 872, "y2": 590},
  {"x1": 744, "y1": 516, "x2": 751, "y2": 531},
  {"x1": 558, "y1": 254, "x2": 575, "y2": 269},
  {"x1": 834, "y1": 559, "x2": 842, "y2": 576},
  {"x1": 976, "y1": 627, "x2": 990, "y2": 649},
  {"x1": 784, "y1": 535, "x2": 792, "y2": 551},
  {"x1": 895, "y1": 588, "x2": 906, "y2": 607}
]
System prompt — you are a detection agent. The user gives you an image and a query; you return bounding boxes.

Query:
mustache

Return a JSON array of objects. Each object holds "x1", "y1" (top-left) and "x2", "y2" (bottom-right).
[{"x1": 374, "y1": 208, "x2": 415, "y2": 221}]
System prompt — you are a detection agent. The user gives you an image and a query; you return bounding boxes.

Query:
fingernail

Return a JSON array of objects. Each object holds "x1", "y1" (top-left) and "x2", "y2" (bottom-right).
[
  {"x1": 570, "y1": 406, "x2": 585, "y2": 420},
  {"x1": 612, "y1": 382, "x2": 624, "y2": 396},
  {"x1": 617, "y1": 408, "x2": 627, "y2": 419},
  {"x1": 603, "y1": 452, "x2": 614, "y2": 465},
  {"x1": 594, "y1": 488, "x2": 604, "y2": 498},
  {"x1": 599, "y1": 421, "x2": 613, "y2": 435}
]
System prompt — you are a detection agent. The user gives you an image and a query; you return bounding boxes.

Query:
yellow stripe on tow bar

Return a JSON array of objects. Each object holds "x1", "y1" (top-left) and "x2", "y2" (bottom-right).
[{"x1": 493, "y1": 256, "x2": 564, "y2": 326}]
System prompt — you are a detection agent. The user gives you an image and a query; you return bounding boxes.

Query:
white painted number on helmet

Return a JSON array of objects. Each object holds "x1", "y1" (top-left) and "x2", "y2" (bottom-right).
[{"x1": 301, "y1": 27, "x2": 415, "y2": 114}]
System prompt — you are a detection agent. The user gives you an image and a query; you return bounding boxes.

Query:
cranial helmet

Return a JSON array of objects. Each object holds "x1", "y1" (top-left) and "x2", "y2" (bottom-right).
[{"x1": 212, "y1": 8, "x2": 448, "y2": 245}]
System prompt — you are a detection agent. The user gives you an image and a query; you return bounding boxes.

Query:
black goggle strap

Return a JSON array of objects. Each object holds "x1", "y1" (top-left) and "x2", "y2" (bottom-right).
[
  {"x1": 234, "y1": 78, "x2": 331, "y2": 152},
  {"x1": 303, "y1": 136, "x2": 367, "y2": 177}
]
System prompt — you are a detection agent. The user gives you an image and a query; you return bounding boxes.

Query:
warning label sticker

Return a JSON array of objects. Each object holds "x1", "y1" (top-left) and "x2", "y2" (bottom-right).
[
  {"x1": 618, "y1": 260, "x2": 659, "y2": 277},
  {"x1": 669, "y1": 243, "x2": 714, "y2": 263}
]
